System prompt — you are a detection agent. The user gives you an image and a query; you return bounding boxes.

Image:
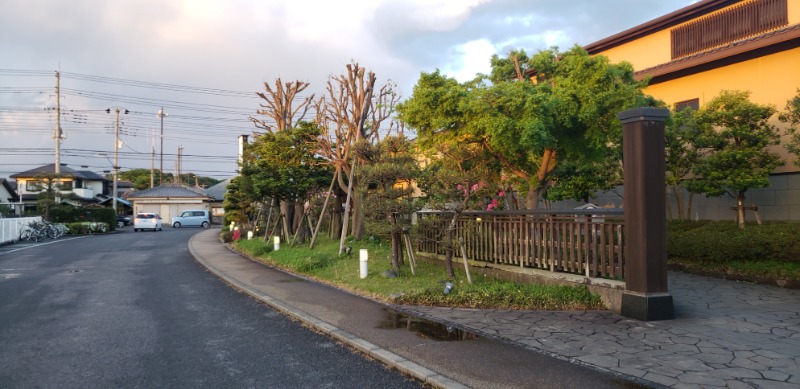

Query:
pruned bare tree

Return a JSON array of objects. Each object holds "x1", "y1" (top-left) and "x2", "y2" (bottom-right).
[
  {"x1": 249, "y1": 79, "x2": 316, "y2": 240},
  {"x1": 250, "y1": 79, "x2": 314, "y2": 133},
  {"x1": 366, "y1": 80, "x2": 403, "y2": 142}
]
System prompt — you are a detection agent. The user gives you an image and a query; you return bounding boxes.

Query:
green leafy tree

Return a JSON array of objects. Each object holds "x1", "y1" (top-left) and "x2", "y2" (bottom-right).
[
  {"x1": 240, "y1": 122, "x2": 332, "y2": 241},
  {"x1": 222, "y1": 175, "x2": 256, "y2": 227},
  {"x1": 118, "y1": 169, "x2": 174, "y2": 190},
  {"x1": 398, "y1": 46, "x2": 649, "y2": 209},
  {"x1": 690, "y1": 90, "x2": 782, "y2": 228},
  {"x1": 664, "y1": 107, "x2": 709, "y2": 220},
  {"x1": 779, "y1": 88, "x2": 800, "y2": 166},
  {"x1": 543, "y1": 149, "x2": 622, "y2": 204},
  {"x1": 356, "y1": 136, "x2": 422, "y2": 271},
  {"x1": 31, "y1": 174, "x2": 74, "y2": 221}
]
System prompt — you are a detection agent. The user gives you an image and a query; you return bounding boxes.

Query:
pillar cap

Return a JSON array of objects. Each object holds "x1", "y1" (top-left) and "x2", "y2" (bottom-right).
[{"x1": 617, "y1": 107, "x2": 670, "y2": 124}]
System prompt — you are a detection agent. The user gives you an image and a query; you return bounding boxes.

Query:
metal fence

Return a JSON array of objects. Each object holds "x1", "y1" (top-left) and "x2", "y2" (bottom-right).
[
  {"x1": 0, "y1": 217, "x2": 43, "y2": 245},
  {"x1": 416, "y1": 209, "x2": 626, "y2": 280}
]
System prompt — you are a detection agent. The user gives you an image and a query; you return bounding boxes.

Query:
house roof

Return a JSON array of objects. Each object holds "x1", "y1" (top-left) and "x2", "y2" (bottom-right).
[
  {"x1": 1, "y1": 178, "x2": 18, "y2": 201},
  {"x1": 126, "y1": 184, "x2": 209, "y2": 199},
  {"x1": 10, "y1": 163, "x2": 109, "y2": 181},
  {"x1": 76, "y1": 170, "x2": 107, "y2": 181},
  {"x1": 204, "y1": 178, "x2": 232, "y2": 201}
]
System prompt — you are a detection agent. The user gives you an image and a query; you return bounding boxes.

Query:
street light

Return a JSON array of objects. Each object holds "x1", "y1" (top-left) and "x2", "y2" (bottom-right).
[{"x1": 157, "y1": 108, "x2": 169, "y2": 185}]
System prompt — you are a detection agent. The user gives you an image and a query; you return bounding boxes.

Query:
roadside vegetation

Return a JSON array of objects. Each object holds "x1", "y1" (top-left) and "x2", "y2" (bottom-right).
[
  {"x1": 667, "y1": 221, "x2": 800, "y2": 286},
  {"x1": 230, "y1": 234, "x2": 606, "y2": 311}
]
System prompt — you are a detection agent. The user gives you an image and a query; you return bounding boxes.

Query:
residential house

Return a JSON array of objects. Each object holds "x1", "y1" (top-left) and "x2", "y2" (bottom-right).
[
  {"x1": 0, "y1": 178, "x2": 19, "y2": 215},
  {"x1": 9, "y1": 163, "x2": 120, "y2": 212},
  {"x1": 126, "y1": 184, "x2": 210, "y2": 223},
  {"x1": 581, "y1": 0, "x2": 800, "y2": 220}
]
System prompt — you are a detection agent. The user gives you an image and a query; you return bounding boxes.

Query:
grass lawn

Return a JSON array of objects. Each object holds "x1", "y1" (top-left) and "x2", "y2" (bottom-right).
[{"x1": 232, "y1": 235, "x2": 606, "y2": 311}]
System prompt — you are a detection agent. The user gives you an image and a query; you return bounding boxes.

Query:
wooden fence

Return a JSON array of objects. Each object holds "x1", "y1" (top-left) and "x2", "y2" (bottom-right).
[{"x1": 416, "y1": 209, "x2": 626, "y2": 280}]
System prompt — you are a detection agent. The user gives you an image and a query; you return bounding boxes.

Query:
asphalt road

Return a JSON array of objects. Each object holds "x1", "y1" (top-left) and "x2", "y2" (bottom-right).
[{"x1": 0, "y1": 227, "x2": 423, "y2": 388}]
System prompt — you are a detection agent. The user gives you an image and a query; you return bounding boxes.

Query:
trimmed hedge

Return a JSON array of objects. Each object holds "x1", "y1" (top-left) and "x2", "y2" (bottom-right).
[
  {"x1": 667, "y1": 221, "x2": 800, "y2": 263},
  {"x1": 66, "y1": 222, "x2": 110, "y2": 234},
  {"x1": 51, "y1": 208, "x2": 117, "y2": 231}
]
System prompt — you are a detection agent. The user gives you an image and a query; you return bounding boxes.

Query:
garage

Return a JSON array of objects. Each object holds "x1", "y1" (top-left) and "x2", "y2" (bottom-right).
[{"x1": 126, "y1": 184, "x2": 210, "y2": 226}]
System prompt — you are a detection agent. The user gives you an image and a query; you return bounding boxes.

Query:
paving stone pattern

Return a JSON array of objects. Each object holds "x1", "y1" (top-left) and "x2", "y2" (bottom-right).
[{"x1": 407, "y1": 272, "x2": 800, "y2": 388}]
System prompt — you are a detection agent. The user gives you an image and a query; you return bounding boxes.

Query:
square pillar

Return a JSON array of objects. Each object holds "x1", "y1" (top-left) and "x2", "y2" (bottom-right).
[{"x1": 618, "y1": 108, "x2": 674, "y2": 321}]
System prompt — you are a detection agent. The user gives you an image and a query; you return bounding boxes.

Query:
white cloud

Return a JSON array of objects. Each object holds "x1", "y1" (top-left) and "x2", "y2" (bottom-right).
[
  {"x1": 442, "y1": 39, "x2": 498, "y2": 81},
  {"x1": 0, "y1": 0, "x2": 700, "y2": 178}
]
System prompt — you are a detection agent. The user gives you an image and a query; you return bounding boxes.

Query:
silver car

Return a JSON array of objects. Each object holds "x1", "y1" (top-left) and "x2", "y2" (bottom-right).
[{"x1": 171, "y1": 210, "x2": 210, "y2": 228}]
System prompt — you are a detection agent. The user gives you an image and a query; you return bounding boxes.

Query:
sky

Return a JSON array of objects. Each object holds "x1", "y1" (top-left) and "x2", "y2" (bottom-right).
[{"x1": 0, "y1": 0, "x2": 699, "y2": 183}]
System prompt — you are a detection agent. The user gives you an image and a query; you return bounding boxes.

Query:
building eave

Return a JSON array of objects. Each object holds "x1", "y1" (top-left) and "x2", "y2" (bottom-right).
[
  {"x1": 635, "y1": 23, "x2": 800, "y2": 84},
  {"x1": 585, "y1": 0, "x2": 737, "y2": 54}
]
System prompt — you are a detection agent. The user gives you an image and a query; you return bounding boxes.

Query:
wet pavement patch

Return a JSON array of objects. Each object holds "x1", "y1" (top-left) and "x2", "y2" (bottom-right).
[
  {"x1": 277, "y1": 278, "x2": 305, "y2": 283},
  {"x1": 377, "y1": 308, "x2": 478, "y2": 341}
]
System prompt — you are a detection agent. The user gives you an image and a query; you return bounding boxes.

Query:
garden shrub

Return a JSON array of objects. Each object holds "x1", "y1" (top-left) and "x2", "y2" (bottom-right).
[
  {"x1": 66, "y1": 222, "x2": 109, "y2": 234},
  {"x1": 667, "y1": 221, "x2": 800, "y2": 263}
]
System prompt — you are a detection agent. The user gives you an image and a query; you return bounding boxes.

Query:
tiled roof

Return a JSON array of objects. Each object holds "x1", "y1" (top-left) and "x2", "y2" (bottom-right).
[
  {"x1": 10, "y1": 164, "x2": 109, "y2": 181},
  {"x1": 204, "y1": 178, "x2": 232, "y2": 201},
  {"x1": 76, "y1": 170, "x2": 107, "y2": 181},
  {"x1": 11, "y1": 163, "x2": 79, "y2": 178},
  {"x1": 127, "y1": 184, "x2": 209, "y2": 199}
]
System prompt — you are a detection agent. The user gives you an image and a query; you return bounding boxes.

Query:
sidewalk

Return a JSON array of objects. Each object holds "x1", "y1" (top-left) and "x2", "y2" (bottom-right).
[{"x1": 188, "y1": 229, "x2": 800, "y2": 388}]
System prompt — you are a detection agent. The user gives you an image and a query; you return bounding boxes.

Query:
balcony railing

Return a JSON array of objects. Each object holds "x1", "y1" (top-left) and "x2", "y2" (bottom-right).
[{"x1": 671, "y1": 0, "x2": 788, "y2": 59}]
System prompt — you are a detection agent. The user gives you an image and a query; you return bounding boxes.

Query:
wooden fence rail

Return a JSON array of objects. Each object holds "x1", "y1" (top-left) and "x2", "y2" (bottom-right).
[{"x1": 416, "y1": 209, "x2": 626, "y2": 280}]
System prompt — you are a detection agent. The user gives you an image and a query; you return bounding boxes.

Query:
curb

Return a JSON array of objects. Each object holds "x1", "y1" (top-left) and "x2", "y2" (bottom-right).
[{"x1": 187, "y1": 233, "x2": 468, "y2": 389}]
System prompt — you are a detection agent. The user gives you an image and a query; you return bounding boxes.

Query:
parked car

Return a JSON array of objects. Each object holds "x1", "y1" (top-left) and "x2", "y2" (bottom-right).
[
  {"x1": 116, "y1": 215, "x2": 132, "y2": 228},
  {"x1": 133, "y1": 213, "x2": 162, "y2": 232},
  {"x1": 171, "y1": 210, "x2": 210, "y2": 228}
]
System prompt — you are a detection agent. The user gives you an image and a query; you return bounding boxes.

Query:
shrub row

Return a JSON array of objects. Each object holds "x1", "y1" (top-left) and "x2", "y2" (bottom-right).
[
  {"x1": 666, "y1": 221, "x2": 800, "y2": 263},
  {"x1": 66, "y1": 222, "x2": 109, "y2": 235},
  {"x1": 52, "y1": 208, "x2": 117, "y2": 231}
]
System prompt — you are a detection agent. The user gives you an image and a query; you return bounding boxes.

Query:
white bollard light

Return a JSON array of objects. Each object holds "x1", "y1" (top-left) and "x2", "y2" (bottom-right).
[
  {"x1": 247, "y1": 230, "x2": 253, "y2": 240},
  {"x1": 273, "y1": 236, "x2": 280, "y2": 251},
  {"x1": 359, "y1": 249, "x2": 368, "y2": 279}
]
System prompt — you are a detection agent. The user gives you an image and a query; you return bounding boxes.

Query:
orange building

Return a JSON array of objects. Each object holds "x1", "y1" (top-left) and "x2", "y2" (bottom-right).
[{"x1": 584, "y1": 0, "x2": 800, "y2": 220}]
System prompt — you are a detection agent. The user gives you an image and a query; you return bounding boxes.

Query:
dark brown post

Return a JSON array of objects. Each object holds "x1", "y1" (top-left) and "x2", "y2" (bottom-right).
[{"x1": 619, "y1": 108, "x2": 674, "y2": 321}]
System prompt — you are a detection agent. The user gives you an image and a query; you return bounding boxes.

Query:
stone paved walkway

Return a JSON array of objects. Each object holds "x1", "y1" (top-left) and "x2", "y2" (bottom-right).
[{"x1": 405, "y1": 272, "x2": 800, "y2": 388}]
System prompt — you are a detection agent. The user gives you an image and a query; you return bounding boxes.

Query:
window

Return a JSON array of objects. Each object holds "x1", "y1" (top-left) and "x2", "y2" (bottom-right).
[
  {"x1": 675, "y1": 99, "x2": 700, "y2": 112},
  {"x1": 57, "y1": 180, "x2": 73, "y2": 190},
  {"x1": 25, "y1": 180, "x2": 44, "y2": 192}
]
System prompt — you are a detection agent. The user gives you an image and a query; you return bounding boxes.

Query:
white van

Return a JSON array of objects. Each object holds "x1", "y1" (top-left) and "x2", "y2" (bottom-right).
[{"x1": 171, "y1": 210, "x2": 210, "y2": 228}]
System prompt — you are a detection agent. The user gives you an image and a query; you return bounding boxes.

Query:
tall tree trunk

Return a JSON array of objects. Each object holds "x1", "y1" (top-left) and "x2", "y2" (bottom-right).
[
  {"x1": 666, "y1": 188, "x2": 674, "y2": 221},
  {"x1": 523, "y1": 148, "x2": 557, "y2": 209},
  {"x1": 351, "y1": 189, "x2": 365, "y2": 239},
  {"x1": 442, "y1": 212, "x2": 459, "y2": 278},
  {"x1": 687, "y1": 192, "x2": 695, "y2": 221},
  {"x1": 280, "y1": 199, "x2": 294, "y2": 240},
  {"x1": 330, "y1": 191, "x2": 345, "y2": 238}
]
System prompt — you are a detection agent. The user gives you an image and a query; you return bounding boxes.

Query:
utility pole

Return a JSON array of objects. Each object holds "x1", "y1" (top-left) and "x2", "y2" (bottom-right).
[
  {"x1": 113, "y1": 108, "x2": 120, "y2": 214},
  {"x1": 157, "y1": 108, "x2": 168, "y2": 185},
  {"x1": 150, "y1": 143, "x2": 155, "y2": 189},
  {"x1": 108, "y1": 107, "x2": 128, "y2": 214},
  {"x1": 54, "y1": 71, "x2": 62, "y2": 193},
  {"x1": 177, "y1": 145, "x2": 183, "y2": 184}
]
